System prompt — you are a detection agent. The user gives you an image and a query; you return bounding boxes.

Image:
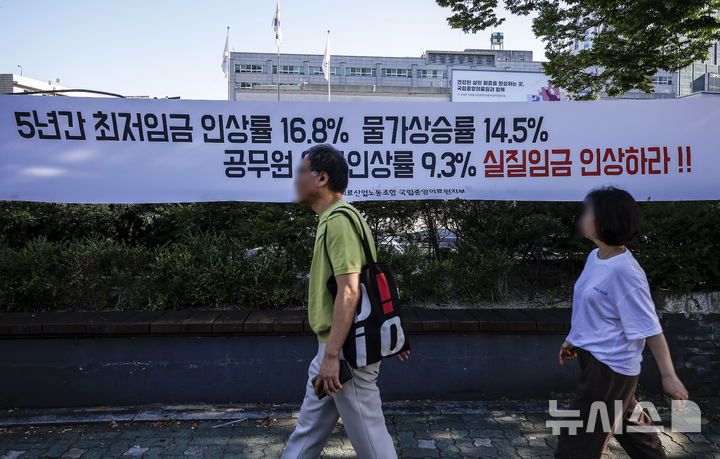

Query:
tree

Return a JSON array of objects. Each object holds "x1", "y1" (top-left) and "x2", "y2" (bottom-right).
[{"x1": 436, "y1": 0, "x2": 720, "y2": 99}]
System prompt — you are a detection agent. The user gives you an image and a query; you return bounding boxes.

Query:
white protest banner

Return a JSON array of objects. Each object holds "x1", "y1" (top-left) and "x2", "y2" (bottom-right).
[
  {"x1": 451, "y1": 69, "x2": 571, "y2": 102},
  {"x1": 0, "y1": 94, "x2": 718, "y2": 203}
]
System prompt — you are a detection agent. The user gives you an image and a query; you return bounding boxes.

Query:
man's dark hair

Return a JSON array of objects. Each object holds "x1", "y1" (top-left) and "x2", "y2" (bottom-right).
[
  {"x1": 304, "y1": 143, "x2": 349, "y2": 193},
  {"x1": 584, "y1": 186, "x2": 640, "y2": 246}
]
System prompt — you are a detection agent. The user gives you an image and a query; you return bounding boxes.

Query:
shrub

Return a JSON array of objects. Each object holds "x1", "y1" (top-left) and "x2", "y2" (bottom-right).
[
  {"x1": 0, "y1": 236, "x2": 70, "y2": 310},
  {"x1": 65, "y1": 237, "x2": 153, "y2": 310},
  {"x1": 381, "y1": 244, "x2": 454, "y2": 304},
  {"x1": 149, "y1": 231, "x2": 305, "y2": 309},
  {"x1": 0, "y1": 236, "x2": 153, "y2": 310},
  {"x1": 0, "y1": 199, "x2": 718, "y2": 312}
]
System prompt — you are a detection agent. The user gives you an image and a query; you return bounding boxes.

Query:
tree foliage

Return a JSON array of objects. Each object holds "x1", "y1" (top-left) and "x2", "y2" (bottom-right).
[
  {"x1": 436, "y1": 0, "x2": 720, "y2": 98},
  {"x1": 1, "y1": 200, "x2": 718, "y2": 311}
]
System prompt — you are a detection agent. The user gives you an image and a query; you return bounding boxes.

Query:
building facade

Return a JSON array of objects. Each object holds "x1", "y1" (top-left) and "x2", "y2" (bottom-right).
[
  {"x1": 677, "y1": 41, "x2": 720, "y2": 96},
  {"x1": 227, "y1": 48, "x2": 541, "y2": 102},
  {"x1": 605, "y1": 42, "x2": 720, "y2": 100},
  {"x1": 227, "y1": 46, "x2": 691, "y2": 101},
  {"x1": 0, "y1": 74, "x2": 116, "y2": 97},
  {"x1": 0, "y1": 74, "x2": 68, "y2": 96},
  {"x1": 571, "y1": 25, "x2": 719, "y2": 100}
]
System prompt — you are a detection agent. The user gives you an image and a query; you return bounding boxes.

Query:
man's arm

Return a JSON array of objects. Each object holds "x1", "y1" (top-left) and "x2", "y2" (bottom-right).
[
  {"x1": 314, "y1": 272, "x2": 360, "y2": 397},
  {"x1": 313, "y1": 270, "x2": 411, "y2": 397},
  {"x1": 313, "y1": 214, "x2": 410, "y2": 397},
  {"x1": 646, "y1": 332, "x2": 689, "y2": 400}
]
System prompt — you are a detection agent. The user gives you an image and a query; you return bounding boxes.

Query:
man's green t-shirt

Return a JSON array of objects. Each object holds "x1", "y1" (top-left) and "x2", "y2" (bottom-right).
[{"x1": 308, "y1": 198, "x2": 377, "y2": 343}]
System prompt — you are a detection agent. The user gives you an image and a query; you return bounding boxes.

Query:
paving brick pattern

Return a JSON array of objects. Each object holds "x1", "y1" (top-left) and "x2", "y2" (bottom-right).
[{"x1": 1, "y1": 399, "x2": 719, "y2": 458}]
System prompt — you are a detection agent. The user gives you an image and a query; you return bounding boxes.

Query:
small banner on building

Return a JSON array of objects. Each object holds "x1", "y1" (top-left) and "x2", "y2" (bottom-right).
[{"x1": 0, "y1": 94, "x2": 717, "y2": 203}]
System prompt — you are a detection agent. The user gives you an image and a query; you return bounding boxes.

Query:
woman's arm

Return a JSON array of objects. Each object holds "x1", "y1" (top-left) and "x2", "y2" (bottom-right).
[
  {"x1": 646, "y1": 332, "x2": 689, "y2": 400},
  {"x1": 558, "y1": 340, "x2": 577, "y2": 366}
]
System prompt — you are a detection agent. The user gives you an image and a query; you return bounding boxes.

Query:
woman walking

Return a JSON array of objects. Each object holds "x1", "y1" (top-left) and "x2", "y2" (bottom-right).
[{"x1": 555, "y1": 186, "x2": 689, "y2": 459}]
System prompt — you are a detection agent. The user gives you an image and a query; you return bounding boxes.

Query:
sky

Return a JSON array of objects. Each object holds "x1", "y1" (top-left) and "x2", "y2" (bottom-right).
[{"x1": 0, "y1": 0, "x2": 546, "y2": 100}]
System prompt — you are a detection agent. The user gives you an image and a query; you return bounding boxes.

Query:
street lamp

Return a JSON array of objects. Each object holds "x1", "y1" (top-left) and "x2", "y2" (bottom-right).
[{"x1": 17, "y1": 65, "x2": 22, "y2": 76}]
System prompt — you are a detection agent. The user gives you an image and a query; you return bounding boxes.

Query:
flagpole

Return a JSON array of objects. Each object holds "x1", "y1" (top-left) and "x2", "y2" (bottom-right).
[
  {"x1": 273, "y1": 0, "x2": 281, "y2": 102},
  {"x1": 327, "y1": 30, "x2": 331, "y2": 102}
]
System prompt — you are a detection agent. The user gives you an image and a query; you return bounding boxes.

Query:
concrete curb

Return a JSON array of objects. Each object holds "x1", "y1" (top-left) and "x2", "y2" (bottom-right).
[{"x1": 0, "y1": 398, "x2": 572, "y2": 427}]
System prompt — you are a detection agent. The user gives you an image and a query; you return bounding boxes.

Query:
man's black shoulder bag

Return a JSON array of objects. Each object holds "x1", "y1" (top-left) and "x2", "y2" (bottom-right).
[{"x1": 323, "y1": 206, "x2": 411, "y2": 369}]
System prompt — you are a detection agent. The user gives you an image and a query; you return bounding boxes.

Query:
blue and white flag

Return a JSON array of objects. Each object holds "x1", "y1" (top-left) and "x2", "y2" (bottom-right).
[
  {"x1": 322, "y1": 30, "x2": 331, "y2": 81},
  {"x1": 221, "y1": 27, "x2": 230, "y2": 78},
  {"x1": 272, "y1": 1, "x2": 282, "y2": 47}
]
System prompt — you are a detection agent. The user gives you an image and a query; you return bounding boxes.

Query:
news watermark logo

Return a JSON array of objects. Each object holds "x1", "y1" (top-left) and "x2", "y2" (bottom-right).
[{"x1": 546, "y1": 399, "x2": 702, "y2": 434}]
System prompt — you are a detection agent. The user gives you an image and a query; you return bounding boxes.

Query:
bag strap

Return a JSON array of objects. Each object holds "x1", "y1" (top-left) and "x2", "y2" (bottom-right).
[{"x1": 323, "y1": 206, "x2": 376, "y2": 275}]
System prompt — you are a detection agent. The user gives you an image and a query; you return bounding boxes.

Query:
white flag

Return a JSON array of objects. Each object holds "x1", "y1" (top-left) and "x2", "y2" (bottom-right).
[
  {"x1": 221, "y1": 27, "x2": 230, "y2": 78},
  {"x1": 322, "y1": 31, "x2": 331, "y2": 81},
  {"x1": 272, "y1": 1, "x2": 282, "y2": 47}
]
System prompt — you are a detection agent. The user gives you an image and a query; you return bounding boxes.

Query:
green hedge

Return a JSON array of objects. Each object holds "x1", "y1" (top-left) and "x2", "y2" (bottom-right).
[{"x1": 0, "y1": 200, "x2": 718, "y2": 312}]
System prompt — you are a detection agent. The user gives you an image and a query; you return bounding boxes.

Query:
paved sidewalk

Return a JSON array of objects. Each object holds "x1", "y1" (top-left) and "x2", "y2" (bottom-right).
[{"x1": 1, "y1": 399, "x2": 719, "y2": 458}]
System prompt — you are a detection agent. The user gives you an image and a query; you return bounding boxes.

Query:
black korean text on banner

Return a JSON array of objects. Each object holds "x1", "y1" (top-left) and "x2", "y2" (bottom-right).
[{"x1": 0, "y1": 94, "x2": 715, "y2": 203}]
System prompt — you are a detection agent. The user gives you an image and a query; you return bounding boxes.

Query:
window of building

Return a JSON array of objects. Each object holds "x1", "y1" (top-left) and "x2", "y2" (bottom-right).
[
  {"x1": 346, "y1": 67, "x2": 376, "y2": 76},
  {"x1": 417, "y1": 69, "x2": 447, "y2": 79},
  {"x1": 309, "y1": 66, "x2": 339, "y2": 75},
  {"x1": 272, "y1": 65, "x2": 303, "y2": 74},
  {"x1": 652, "y1": 76, "x2": 673, "y2": 85},
  {"x1": 382, "y1": 68, "x2": 411, "y2": 77},
  {"x1": 236, "y1": 64, "x2": 265, "y2": 73},
  {"x1": 235, "y1": 82, "x2": 253, "y2": 89}
]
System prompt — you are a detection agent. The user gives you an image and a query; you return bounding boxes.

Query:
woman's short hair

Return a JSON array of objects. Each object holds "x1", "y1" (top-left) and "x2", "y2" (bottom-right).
[
  {"x1": 584, "y1": 186, "x2": 640, "y2": 245},
  {"x1": 304, "y1": 143, "x2": 349, "y2": 193}
]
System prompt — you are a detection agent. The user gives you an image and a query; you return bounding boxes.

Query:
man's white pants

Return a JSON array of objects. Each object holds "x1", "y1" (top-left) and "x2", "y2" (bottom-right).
[{"x1": 281, "y1": 341, "x2": 397, "y2": 459}]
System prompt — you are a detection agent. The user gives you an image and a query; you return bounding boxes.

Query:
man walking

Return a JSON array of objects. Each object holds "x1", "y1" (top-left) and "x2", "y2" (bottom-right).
[{"x1": 282, "y1": 143, "x2": 410, "y2": 458}]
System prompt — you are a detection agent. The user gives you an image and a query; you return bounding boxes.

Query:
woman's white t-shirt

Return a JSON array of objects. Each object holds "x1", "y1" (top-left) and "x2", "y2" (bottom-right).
[{"x1": 565, "y1": 247, "x2": 663, "y2": 376}]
